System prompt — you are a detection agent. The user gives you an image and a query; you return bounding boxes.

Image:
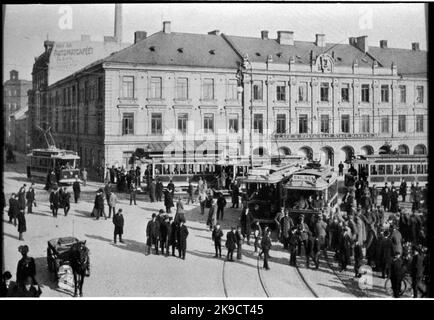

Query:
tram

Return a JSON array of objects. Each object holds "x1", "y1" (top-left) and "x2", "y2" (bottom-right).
[
  {"x1": 237, "y1": 160, "x2": 307, "y2": 225},
  {"x1": 283, "y1": 162, "x2": 338, "y2": 223},
  {"x1": 27, "y1": 148, "x2": 81, "y2": 185},
  {"x1": 352, "y1": 154, "x2": 428, "y2": 187}
]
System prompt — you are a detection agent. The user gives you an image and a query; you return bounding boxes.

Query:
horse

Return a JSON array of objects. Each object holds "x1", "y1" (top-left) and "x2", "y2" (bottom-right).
[{"x1": 69, "y1": 241, "x2": 90, "y2": 297}]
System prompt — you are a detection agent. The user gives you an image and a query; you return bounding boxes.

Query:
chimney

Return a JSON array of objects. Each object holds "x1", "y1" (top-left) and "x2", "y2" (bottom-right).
[
  {"x1": 315, "y1": 34, "x2": 326, "y2": 47},
  {"x1": 350, "y1": 35, "x2": 368, "y2": 53},
  {"x1": 261, "y1": 30, "x2": 269, "y2": 40},
  {"x1": 114, "y1": 3, "x2": 122, "y2": 45},
  {"x1": 380, "y1": 40, "x2": 388, "y2": 49},
  {"x1": 134, "y1": 31, "x2": 147, "y2": 44},
  {"x1": 208, "y1": 30, "x2": 220, "y2": 36},
  {"x1": 163, "y1": 21, "x2": 171, "y2": 34},
  {"x1": 44, "y1": 40, "x2": 54, "y2": 53},
  {"x1": 412, "y1": 42, "x2": 420, "y2": 51},
  {"x1": 277, "y1": 31, "x2": 294, "y2": 45},
  {"x1": 81, "y1": 34, "x2": 91, "y2": 42}
]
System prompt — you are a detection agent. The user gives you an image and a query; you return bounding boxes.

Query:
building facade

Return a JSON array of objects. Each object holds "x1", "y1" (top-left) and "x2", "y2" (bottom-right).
[
  {"x1": 9, "y1": 107, "x2": 29, "y2": 154},
  {"x1": 46, "y1": 22, "x2": 428, "y2": 177},
  {"x1": 3, "y1": 70, "x2": 32, "y2": 147}
]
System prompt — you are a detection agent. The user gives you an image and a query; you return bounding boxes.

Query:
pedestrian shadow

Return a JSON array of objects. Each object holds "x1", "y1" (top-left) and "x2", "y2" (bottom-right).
[
  {"x1": 74, "y1": 210, "x2": 93, "y2": 218},
  {"x1": 84, "y1": 234, "x2": 146, "y2": 255},
  {"x1": 27, "y1": 211, "x2": 51, "y2": 218},
  {"x1": 6, "y1": 175, "x2": 30, "y2": 183},
  {"x1": 3, "y1": 232, "x2": 20, "y2": 240},
  {"x1": 316, "y1": 283, "x2": 356, "y2": 297},
  {"x1": 189, "y1": 249, "x2": 258, "y2": 270}
]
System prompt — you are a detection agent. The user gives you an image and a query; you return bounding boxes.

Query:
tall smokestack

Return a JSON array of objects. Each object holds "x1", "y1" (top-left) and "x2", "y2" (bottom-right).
[{"x1": 114, "y1": 3, "x2": 122, "y2": 45}]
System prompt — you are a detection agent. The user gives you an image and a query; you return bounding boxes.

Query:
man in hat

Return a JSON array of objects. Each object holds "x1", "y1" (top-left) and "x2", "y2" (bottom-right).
[
  {"x1": 240, "y1": 205, "x2": 254, "y2": 245},
  {"x1": 94, "y1": 190, "x2": 106, "y2": 220},
  {"x1": 81, "y1": 168, "x2": 88, "y2": 186},
  {"x1": 177, "y1": 221, "x2": 189, "y2": 260},
  {"x1": 410, "y1": 245, "x2": 425, "y2": 298},
  {"x1": 26, "y1": 183, "x2": 36, "y2": 214},
  {"x1": 112, "y1": 209, "x2": 124, "y2": 244},
  {"x1": 399, "y1": 178, "x2": 407, "y2": 203},
  {"x1": 167, "y1": 179, "x2": 175, "y2": 196},
  {"x1": 72, "y1": 178, "x2": 81, "y2": 203},
  {"x1": 212, "y1": 224, "x2": 224, "y2": 258},
  {"x1": 156, "y1": 179, "x2": 163, "y2": 202},
  {"x1": 17, "y1": 207, "x2": 26, "y2": 241},
  {"x1": 225, "y1": 227, "x2": 236, "y2": 261},
  {"x1": 167, "y1": 217, "x2": 177, "y2": 256},
  {"x1": 1, "y1": 271, "x2": 16, "y2": 297},
  {"x1": 8, "y1": 193, "x2": 19, "y2": 226},
  {"x1": 379, "y1": 230, "x2": 393, "y2": 279},
  {"x1": 207, "y1": 199, "x2": 218, "y2": 231},
  {"x1": 16, "y1": 245, "x2": 36, "y2": 287},
  {"x1": 129, "y1": 181, "x2": 137, "y2": 206},
  {"x1": 108, "y1": 191, "x2": 118, "y2": 219},
  {"x1": 159, "y1": 215, "x2": 170, "y2": 255},
  {"x1": 146, "y1": 213, "x2": 160, "y2": 255},
  {"x1": 252, "y1": 220, "x2": 263, "y2": 253},
  {"x1": 15, "y1": 276, "x2": 42, "y2": 297},
  {"x1": 216, "y1": 193, "x2": 227, "y2": 220},
  {"x1": 186, "y1": 180, "x2": 194, "y2": 205},
  {"x1": 261, "y1": 227, "x2": 272, "y2": 270},
  {"x1": 60, "y1": 187, "x2": 71, "y2": 216},
  {"x1": 149, "y1": 178, "x2": 156, "y2": 203},
  {"x1": 49, "y1": 187, "x2": 60, "y2": 218},
  {"x1": 274, "y1": 207, "x2": 285, "y2": 240},
  {"x1": 17, "y1": 184, "x2": 27, "y2": 214},
  {"x1": 235, "y1": 226, "x2": 244, "y2": 260},
  {"x1": 390, "y1": 252, "x2": 405, "y2": 298}
]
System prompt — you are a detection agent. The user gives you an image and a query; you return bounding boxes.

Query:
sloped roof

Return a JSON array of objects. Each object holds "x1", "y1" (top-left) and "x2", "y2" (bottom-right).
[
  {"x1": 104, "y1": 31, "x2": 240, "y2": 69},
  {"x1": 368, "y1": 46, "x2": 427, "y2": 78},
  {"x1": 224, "y1": 35, "x2": 376, "y2": 68}
]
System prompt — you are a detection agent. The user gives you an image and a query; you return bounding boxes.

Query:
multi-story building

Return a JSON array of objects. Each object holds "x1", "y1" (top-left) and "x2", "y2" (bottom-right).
[
  {"x1": 3, "y1": 70, "x2": 32, "y2": 147},
  {"x1": 9, "y1": 107, "x2": 29, "y2": 154},
  {"x1": 47, "y1": 21, "x2": 427, "y2": 177}
]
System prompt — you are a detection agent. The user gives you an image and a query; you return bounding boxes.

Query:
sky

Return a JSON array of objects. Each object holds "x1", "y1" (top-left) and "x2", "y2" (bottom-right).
[{"x1": 3, "y1": 3, "x2": 427, "y2": 81}]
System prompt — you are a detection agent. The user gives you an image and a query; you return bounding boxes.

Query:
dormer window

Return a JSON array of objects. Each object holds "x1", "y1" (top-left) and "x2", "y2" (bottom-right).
[
  {"x1": 209, "y1": 49, "x2": 215, "y2": 55},
  {"x1": 149, "y1": 46, "x2": 155, "y2": 52}
]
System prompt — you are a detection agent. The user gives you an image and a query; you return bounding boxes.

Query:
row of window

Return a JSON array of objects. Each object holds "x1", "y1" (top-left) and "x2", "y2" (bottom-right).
[
  {"x1": 120, "y1": 113, "x2": 424, "y2": 136},
  {"x1": 50, "y1": 78, "x2": 104, "y2": 107},
  {"x1": 120, "y1": 76, "x2": 425, "y2": 104}
]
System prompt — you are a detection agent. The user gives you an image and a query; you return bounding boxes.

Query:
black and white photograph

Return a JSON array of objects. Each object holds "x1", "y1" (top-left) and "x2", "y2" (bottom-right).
[{"x1": 1, "y1": 3, "x2": 430, "y2": 302}]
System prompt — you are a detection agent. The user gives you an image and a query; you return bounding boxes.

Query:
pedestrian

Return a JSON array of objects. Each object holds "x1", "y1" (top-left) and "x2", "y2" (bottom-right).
[
  {"x1": 390, "y1": 253, "x2": 404, "y2": 298},
  {"x1": 60, "y1": 187, "x2": 71, "y2": 216},
  {"x1": 198, "y1": 190, "x2": 207, "y2": 215},
  {"x1": 399, "y1": 179, "x2": 407, "y2": 202},
  {"x1": 207, "y1": 199, "x2": 217, "y2": 231},
  {"x1": 156, "y1": 179, "x2": 163, "y2": 202},
  {"x1": 159, "y1": 216, "x2": 170, "y2": 255},
  {"x1": 164, "y1": 190, "x2": 174, "y2": 214},
  {"x1": 261, "y1": 228, "x2": 272, "y2": 270},
  {"x1": 129, "y1": 182, "x2": 137, "y2": 205},
  {"x1": 1, "y1": 271, "x2": 16, "y2": 297},
  {"x1": 8, "y1": 193, "x2": 19, "y2": 226},
  {"x1": 26, "y1": 183, "x2": 36, "y2": 214},
  {"x1": 149, "y1": 179, "x2": 156, "y2": 203},
  {"x1": 281, "y1": 209, "x2": 294, "y2": 249},
  {"x1": 231, "y1": 182, "x2": 240, "y2": 208},
  {"x1": 72, "y1": 178, "x2": 81, "y2": 203},
  {"x1": 296, "y1": 214, "x2": 310, "y2": 259},
  {"x1": 409, "y1": 211, "x2": 422, "y2": 245},
  {"x1": 240, "y1": 205, "x2": 254, "y2": 245},
  {"x1": 216, "y1": 193, "x2": 227, "y2": 220},
  {"x1": 168, "y1": 218, "x2": 177, "y2": 256},
  {"x1": 390, "y1": 187, "x2": 399, "y2": 213},
  {"x1": 81, "y1": 168, "x2": 88, "y2": 186},
  {"x1": 235, "y1": 226, "x2": 244, "y2": 260},
  {"x1": 146, "y1": 213, "x2": 160, "y2": 255},
  {"x1": 167, "y1": 179, "x2": 175, "y2": 196},
  {"x1": 212, "y1": 224, "x2": 223, "y2": 258},
  {"x1": 381, "y1": 183, "x2": 390, "y2": 212},
  {"x1": 379, "y1": 230, "x2": 393, "y2": 278},
  {"x1": 225, "y1": 227, "x2": 236, "y2": 261},
  {"x1": 94, "y1": 190, "x2": 106, "y2": 220},
  {"x1": 49, "y1": 187, "x2": 60, "y2": 218},
  {"x1": 252, "y1": 221, "x2": 263, "y2": 253},
  {"x1": 338, "y1": 161, "x2": 344, "y2": 176},
  {"x1": 16, "y1": 245, "x2": 36, "y2": 287},
  {"x1": 15, "y1": 276, "x2": 42, "y2": 298},
  {"x1": 17, "y1": 184, "x2": 27, "y2": 214},
  {"x1": 390, "y1": 224, "x2": 403, "y2": 256},
  {"x1": 177, "y1": 221, "x2": 189, "y2": 260},
  {"x1": 108, "y1": 191, "x2": 118, "y2": 219},
  {"x1": 412, "y1": 186, "x2": 421, "y2": 212},
  {"x1": 410, "y1": 245, "x2": 425, "y2": 298},
  {"x1": 112, "y1": 209, "x2": 124, "y2": 244},
  {"x1": 186, "y1": 180, "x2": 194, "y2": 205},
  {"x1": 17, "y1": 208, "x2": 26, "y2": 241}
]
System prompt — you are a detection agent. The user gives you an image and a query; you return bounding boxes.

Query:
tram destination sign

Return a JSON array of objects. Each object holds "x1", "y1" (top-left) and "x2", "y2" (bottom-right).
[{"x1": 292, "y1": 174, "x2": 316, "y2": 184}]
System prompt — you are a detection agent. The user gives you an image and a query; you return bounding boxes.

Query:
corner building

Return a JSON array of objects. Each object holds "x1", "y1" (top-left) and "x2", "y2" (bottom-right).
[{"x1": 47, "y1": 22, "x2": 427, "y2": 176}]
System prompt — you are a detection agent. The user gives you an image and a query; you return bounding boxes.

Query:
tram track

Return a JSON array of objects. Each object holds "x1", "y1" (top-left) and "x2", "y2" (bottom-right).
[{"x1": 294, "y1": 264, "x2": 319, "y2": 298}]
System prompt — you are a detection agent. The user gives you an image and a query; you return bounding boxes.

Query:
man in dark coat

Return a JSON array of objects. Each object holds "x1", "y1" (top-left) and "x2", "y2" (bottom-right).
[
  {"x1": 49, "y1": 188, "x2": 60, "y2": 218},
  {"x1": 339, "y1": 225, "x2": 352, "y2": 272},
  {"x1": 212, "y1": 224, "x2": 224, "y2": 258},
  {"x1": 231, "y1": 183, "x2": 240, "y2": 208},
  {"x1": 225, "y1": 227, "x2": 236, "y2": 261},
  {"x1": 408, "y1": 212, "x2": 422, "y2": 245},
  {"x1": 159, "y1": 216, "x2": 170, "y2": 255},
  {"x1": 281, "y1": 210, "x2": 294, "y2": 249},
  {"x1": 72, "y1": 178, "x2": 81, "y2": 203},
  {"x1": 149, "y1": 179, "x2": 156, "y2": 203},
  {"x1": 15, "y1": 276, "x2": 42, "y2": 298},
  {"x1": 381, "y1": 183, "x2": 390, "y2": 211},
  {"x1": 25, "y1": 183, "x2": 36, "y2": 214},
  {"x1": 390, "y1": 225, "x2": 403, "y2": 256},
  {"x1": 17, "y1": 208, "x2": 26, "y2": 241},
  {"x1": 112, "y1": 209, "x2": 124, "y2": 244},
  {"x1": 380, "y1": 230, "x2": 393, "y2": 278},
  {"x1": 8, "y1": 194, "x2": 19, "y2": 226},
  {"x1": 156, "y1": 179, "x2": 163, "y2": 202},
  {"x1": 261, "y1": 228, "x2": 272, "y2": 270},
  {"x1": 177, "y1": 221, "x2": 189, "y2": 260},
  {"x1": 390, "y1": 187, "x2": 399, "y2": 213},
  {"x1": 338, "y1": 161, "x2": 344, "y2": 176},
  {"x1": 252, "y1": 221, "x2": 263, "y2": 253},
  {"x1": 1, "y1": 271, "x2": 16, "y2": 297},
  {"x1": 129, "y1": 182, "x2": 137, "y2": 205},
  {"x1": 60, "y1": 187, "x2": 71, "y2": 216},
  {"x1": 164, "y1": 190, "x2": 174, "y2": 214},
  {"x1": 186, "y1": 180, "x2": 194, "y2": 205},
  {"x1": 390, "y1": 253, "x2": 405, "y2": 298},
  {"x1": 167, "y1": 179, "x2": 175, "y2": 196},
  {"x1": 240, "y1": 206, "x2": 254, "y2": 245},
  {"x1": 399, "y1": 179, "x2": 407, "y2": 202},
  {"x1": 17, "y1": 184, "x2": 27, "y2": 214},
  {"x1": 146, "y1": 213, "x2": 160, "y2": 255},
  {"x1": 16, "y1": 245, "x2": 36, "y2": 287},
  {"x1": 410, "y1": 246, "x2": 425, "y2": 298},
  {"x1": 168, "y1": 218, "x2": 177, "y2": 256},
  {"x1": 235, "y1": 226, "x2": 244, "y2": 260},
  {"x1": 216, "y1": 193, "x2": 227, "y2": 220},
  {"x1": 94, "y1": 190, "x2": 106, "y2": 220}
]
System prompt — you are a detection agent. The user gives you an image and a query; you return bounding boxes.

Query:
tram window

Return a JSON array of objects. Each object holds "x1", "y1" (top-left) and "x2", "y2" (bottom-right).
[
  {"x1": 386, "y1": 165, "x2": 393, "y2": 175},
  {"x1": 424, "y1": 165, "x2": 428, "y2": 174},
  {"x1": 370, "y1": 165, "x2": 377, "y2": 175},
  {"x1": 402, "y1": 165, "x2": 408, "y2": 174},
  {"x1": 417, "y1": 165, "x2": 423, "y2": 174},
  {"x1": 409, "y1": 165, "x2": 415, "y2": 174},
  {"x1": 394, "y1": 165, "x2": 401, "y2": 175},
  {"x1": 378, "y1": 165, "x2": 385, "y2": 175}
]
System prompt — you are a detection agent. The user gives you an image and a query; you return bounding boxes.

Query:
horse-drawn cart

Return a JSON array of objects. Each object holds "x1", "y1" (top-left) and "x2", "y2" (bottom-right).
[{"x1": 47, "y1": 237, "x2": 79, "y2": 290}]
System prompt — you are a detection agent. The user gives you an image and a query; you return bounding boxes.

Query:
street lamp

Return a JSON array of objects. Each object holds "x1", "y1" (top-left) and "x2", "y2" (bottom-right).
[{"x1": 238, "y1": 54, "x2": 253, "y2": 169}]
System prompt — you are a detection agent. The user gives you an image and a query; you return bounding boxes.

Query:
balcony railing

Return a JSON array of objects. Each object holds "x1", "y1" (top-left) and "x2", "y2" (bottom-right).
[{"x1": 273, "y1": 133, "x2": 378, "y2": 140}]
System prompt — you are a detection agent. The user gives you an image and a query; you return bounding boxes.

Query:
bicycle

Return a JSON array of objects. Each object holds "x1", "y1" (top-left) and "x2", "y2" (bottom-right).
[{"x1": 384, "y1": 274, "x2": 413, "y2": 297}]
